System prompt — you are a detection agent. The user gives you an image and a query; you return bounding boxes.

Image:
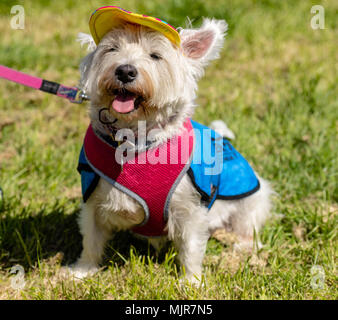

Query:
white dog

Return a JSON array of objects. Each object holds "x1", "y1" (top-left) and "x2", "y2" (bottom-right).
[{"x1": 70, "y1": 7, "x2": 272, "y2": 284}]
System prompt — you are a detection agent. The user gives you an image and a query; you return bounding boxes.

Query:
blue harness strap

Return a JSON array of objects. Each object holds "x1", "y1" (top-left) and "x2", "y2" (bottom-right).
[
  {"x1": 188, "y1": 120, "x2": 260, "y2": 209},
  {"x1": 77, "y1": 147, "x2": 100, "y2": 202}
]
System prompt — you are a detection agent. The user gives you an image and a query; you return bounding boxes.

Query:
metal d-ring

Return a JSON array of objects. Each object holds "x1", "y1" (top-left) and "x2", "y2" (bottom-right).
[{"x1": 99, "y1": 108, "x2": 118, "y2": 125}]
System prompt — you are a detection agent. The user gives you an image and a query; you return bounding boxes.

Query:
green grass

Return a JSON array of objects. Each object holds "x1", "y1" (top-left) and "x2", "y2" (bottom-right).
[{"x1": 0, "y1": 0, "x2": 337, "y2": 299}]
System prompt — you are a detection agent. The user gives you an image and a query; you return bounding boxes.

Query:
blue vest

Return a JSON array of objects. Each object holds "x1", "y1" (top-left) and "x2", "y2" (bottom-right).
[
  {"x1": 187, "y1": 120, "x2": 259, "y2": 208},
  {"x1": 78, "y1": 120, "x2": 260, "y2": 209}
]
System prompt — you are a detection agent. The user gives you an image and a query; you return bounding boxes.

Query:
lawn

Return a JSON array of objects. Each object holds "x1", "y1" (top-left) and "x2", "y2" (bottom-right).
[{"x1": 0, "y1": 0, "x2": 337, "y2": 299}]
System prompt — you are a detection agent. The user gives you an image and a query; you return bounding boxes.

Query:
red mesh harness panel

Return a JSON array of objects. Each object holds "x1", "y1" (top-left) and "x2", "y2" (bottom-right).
[{"x1": 83, "y1": 119, "x2": 194, "y2": 237}]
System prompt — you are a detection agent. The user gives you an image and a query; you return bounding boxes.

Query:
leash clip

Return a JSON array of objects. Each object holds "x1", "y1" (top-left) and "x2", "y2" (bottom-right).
[
  {"x1": 55, "y1": 85, "x2": 90, "y2": 104},
  {"x1": 70, "y1": 88, "x2": 90, "y2": 104}
]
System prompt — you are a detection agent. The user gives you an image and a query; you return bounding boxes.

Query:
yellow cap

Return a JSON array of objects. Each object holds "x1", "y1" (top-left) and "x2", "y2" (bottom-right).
[{"x1": 89, "y1": 6, "x2": 180, "y2": 47}]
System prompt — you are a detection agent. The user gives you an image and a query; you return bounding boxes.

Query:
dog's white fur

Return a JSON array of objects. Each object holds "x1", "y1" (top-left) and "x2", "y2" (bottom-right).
[{"x1": 70, "y1": 19, "x2": 273, "y2": 283}]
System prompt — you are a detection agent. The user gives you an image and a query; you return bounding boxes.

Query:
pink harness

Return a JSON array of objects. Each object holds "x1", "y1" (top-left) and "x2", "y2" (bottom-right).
[{"x1": 83, "y1": 120, "x2": 194, "y2": 237}]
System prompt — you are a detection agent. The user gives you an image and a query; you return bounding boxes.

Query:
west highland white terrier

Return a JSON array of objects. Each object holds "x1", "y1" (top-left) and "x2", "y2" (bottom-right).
[{"x1": 70, "y1": 6, "x2": 273, "y2": 284}]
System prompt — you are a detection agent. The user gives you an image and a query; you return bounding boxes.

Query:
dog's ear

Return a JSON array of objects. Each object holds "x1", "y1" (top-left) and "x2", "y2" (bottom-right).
[
  {"x1": 77, "y1": 33, "x2": 96, "y2": 93},
  {"x1": 79, "y1": 51, "x2": 96, "y2": 93},
  {"x1": 180, "y1": 18, "x2": 227, "y2": 64},
  {"x1": 77, "y1": 32, "x2": 97, "y2": 52}
]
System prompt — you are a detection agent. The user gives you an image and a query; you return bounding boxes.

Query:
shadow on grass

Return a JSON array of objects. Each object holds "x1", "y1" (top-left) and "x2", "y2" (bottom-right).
[{"x1": 0, "y1": 197, "x2": 169, "y2": 271}]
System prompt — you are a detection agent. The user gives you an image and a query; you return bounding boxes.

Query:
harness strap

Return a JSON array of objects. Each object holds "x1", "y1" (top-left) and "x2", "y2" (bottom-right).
[{"x1": 0, "y1": 65, "x2": 89, "y2": 104}]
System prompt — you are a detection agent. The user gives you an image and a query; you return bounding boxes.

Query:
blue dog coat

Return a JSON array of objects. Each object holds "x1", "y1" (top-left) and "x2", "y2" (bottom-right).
[{"x1": 187, "y1": 120, "x2": 260, "y2": 208}]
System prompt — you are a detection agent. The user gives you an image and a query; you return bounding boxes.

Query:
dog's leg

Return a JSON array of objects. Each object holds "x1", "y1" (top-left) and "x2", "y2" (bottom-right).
[
  {"x1": 168, "y1": 205, "x2": 209, "y2": 285},
  {"x1": 70, "y1": 200, "x2": 112, "y2": 278},
  {"x1": 177, "y1": 215, "x2": 209, "y2": 285},
  {"x1": 208, "y1": 178, "x2": 272, "y2": 252},
  {"x1": 226, "y1": 178, "x2": 272, "y2": 252},
  {"x1": 231, "y1": 178, "x2": 272, "y2": 252}
]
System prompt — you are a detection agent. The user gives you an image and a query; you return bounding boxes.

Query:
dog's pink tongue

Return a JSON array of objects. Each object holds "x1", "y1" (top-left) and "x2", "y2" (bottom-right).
[{"x1": 112, "y1": 94, "x2": 135, "y2": 113}]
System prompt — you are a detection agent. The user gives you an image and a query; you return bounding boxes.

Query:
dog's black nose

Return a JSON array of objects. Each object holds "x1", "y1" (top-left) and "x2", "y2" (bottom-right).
[{"x1": 115, "y1": 64, "x2": 138, "y2": 83}]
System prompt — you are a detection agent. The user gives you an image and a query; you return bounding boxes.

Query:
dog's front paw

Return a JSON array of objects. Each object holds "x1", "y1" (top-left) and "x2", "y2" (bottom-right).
[
  {"x1": 179, "y1": 274, "x2": 205, "y2": 288},
  {"x1": 60, "y1": 262, "x2": 99, "y2": 280}
]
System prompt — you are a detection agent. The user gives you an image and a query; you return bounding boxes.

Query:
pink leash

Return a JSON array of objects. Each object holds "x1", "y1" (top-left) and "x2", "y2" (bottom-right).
[{"x1": 0, "y1": 65, "x2": 89, "y2": 103}]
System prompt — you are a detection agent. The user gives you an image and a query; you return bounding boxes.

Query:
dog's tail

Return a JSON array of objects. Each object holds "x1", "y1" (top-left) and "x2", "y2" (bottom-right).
[{"x1": 209, "y1": 120, "x2": 235, "y2": 140}]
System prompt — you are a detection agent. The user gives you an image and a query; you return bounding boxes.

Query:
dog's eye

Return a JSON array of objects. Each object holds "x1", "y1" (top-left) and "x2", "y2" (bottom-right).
[
  {"x1": 150, "y1": 53, "x2": 162, "y2": 60},
  {"x1": 108, "y1": 47, "x2": 118, "y2": 52},
  {"x1": 106, "y1": 45, "x2": 118, "y2": 53}
]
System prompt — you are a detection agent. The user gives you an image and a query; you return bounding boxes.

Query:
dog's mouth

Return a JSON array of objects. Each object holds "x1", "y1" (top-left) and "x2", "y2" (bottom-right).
[{"x1": 111, "y1": 89, "x2": 144, "y2": 114}]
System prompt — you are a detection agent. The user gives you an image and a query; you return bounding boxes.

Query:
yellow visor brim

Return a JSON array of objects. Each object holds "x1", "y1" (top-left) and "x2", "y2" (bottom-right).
[{"x1": 89, "y1": 6, "x2": 181, "y2": 47}]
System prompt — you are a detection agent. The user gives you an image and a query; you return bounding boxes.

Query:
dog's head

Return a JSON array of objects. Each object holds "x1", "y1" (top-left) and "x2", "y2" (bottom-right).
[{"x1": 78, "y1": 18, "x2": 227, "y2": 134}]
